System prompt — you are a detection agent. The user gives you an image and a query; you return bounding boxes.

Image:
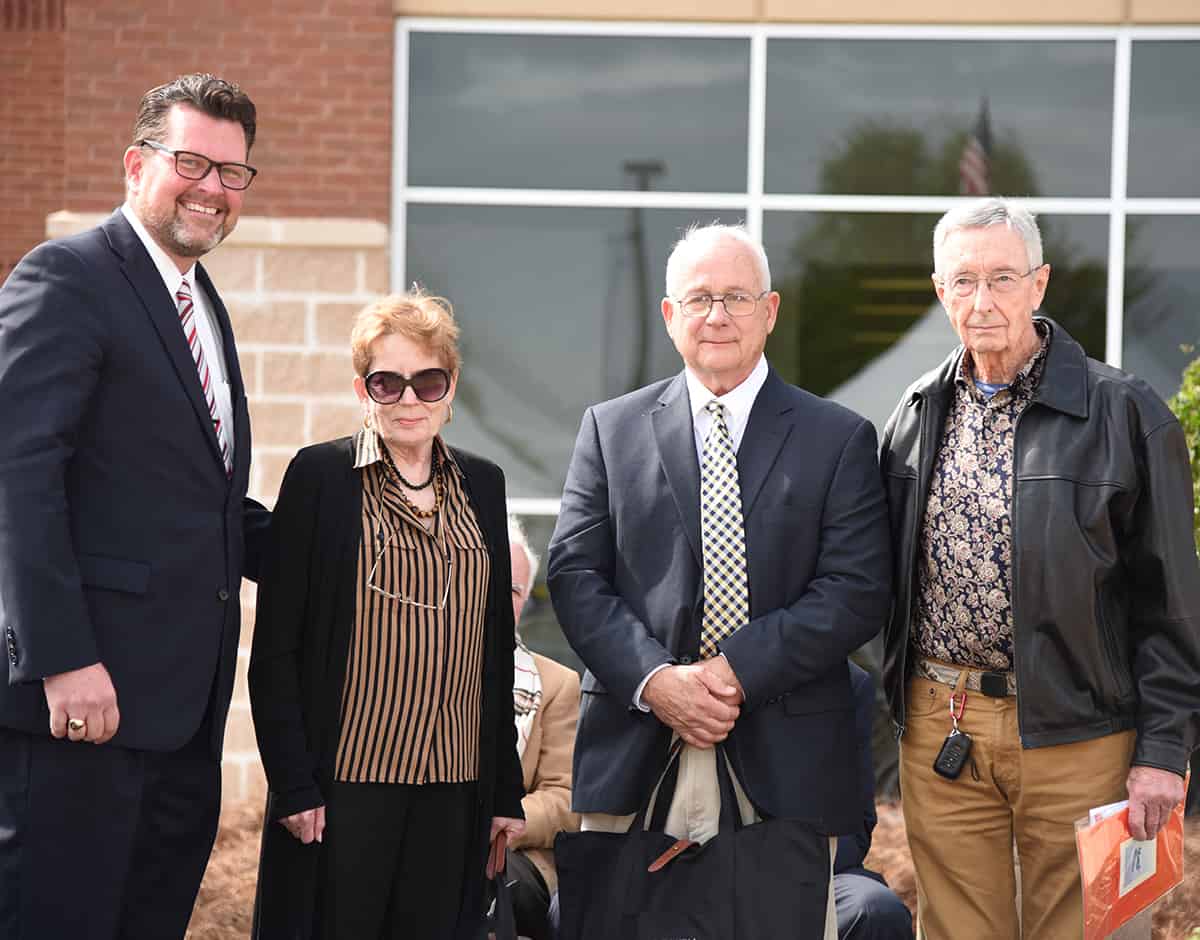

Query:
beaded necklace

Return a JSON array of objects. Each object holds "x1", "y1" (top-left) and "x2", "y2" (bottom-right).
[{"x1": 380, "y1": 445, "x2": 444, "y2": 519}]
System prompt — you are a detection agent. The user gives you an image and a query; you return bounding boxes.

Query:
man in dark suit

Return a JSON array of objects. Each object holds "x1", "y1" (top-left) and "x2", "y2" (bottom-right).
[
  {"x1": 548, "y1": 223, "x2": 891, "y2": 936},
  {"x1": 0, "y1": 74, "x2": 269, "y2": 939}
]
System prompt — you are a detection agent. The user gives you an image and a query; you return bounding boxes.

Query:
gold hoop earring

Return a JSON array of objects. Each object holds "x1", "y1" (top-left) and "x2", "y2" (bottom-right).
[
  {"x1": 446, "y1": 403, "x2": 454, "y2": 424},
  {"x1": 363, "y1": 411, "x2": 373, "y2": 431}
]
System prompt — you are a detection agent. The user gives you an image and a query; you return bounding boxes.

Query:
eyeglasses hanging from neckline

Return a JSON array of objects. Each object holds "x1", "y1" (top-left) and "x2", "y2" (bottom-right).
[{"x1": 366, "y1": 515, "x2": 454, "y2": 611}]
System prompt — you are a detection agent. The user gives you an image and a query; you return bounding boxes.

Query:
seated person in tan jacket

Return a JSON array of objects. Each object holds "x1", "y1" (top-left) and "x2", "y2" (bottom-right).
[{"x1": 507, "y1": 517, "x2": 581, "y2": 940}]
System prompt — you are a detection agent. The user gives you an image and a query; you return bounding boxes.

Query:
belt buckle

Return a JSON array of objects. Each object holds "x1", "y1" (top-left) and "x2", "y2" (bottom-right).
[{"x1": 980, "y1": 671, "x2": 1008, "y2": 698}]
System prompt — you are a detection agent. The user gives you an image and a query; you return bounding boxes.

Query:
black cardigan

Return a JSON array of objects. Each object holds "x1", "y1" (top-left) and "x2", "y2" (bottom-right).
[{"x1": 248, "y1": 436, "x2": 524, "y2": 939}]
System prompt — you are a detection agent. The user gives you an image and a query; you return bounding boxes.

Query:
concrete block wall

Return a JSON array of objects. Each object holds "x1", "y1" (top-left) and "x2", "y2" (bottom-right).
[{"x1": 215, "y1": 218, "x2": 388, "y2": 806}]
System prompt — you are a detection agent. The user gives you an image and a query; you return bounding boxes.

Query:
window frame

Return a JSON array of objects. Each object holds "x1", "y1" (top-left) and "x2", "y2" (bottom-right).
[{"x1": 393, "y1": 18, "x2": 1200, "y2": 510}]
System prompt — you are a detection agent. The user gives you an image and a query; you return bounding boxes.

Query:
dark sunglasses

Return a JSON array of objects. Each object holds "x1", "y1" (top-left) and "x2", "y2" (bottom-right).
[{"x1": 364, "y1": 368, "x2": 451, "y2": 404}]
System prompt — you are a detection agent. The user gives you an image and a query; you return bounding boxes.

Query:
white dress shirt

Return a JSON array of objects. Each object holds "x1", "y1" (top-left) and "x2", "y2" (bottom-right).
[
  {"x1": 633, "y1": 355, "x2": 770, "y2": 708},
  {"x1": 121, "y1": 205, "x2": 235, "y2": 463},
  {"x1": 683, "y1": 354, "x2": 769, "y2": 462}
]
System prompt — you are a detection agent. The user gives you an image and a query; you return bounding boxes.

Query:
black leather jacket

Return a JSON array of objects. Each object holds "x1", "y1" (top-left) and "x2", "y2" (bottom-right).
[{"x1": 880, "y1": 318, "x2": 1200, "y2": 775}]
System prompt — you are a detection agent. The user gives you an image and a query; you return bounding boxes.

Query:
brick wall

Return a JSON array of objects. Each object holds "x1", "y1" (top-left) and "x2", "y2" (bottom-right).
[
  {"x1": 3, "y1": 0, "x2": 393, "y2": 283},
  {"x1": 62, "y1": 0, "x2": 394, "y2": 220},
  {"x1": 0, "y1": 1, "x2": 65, "y2": 283}
]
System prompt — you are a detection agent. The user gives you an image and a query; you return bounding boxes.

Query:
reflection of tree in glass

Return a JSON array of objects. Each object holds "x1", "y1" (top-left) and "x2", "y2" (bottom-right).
[
  {"x1": 813, "y1": 120, "x2": 1038, "y2": 197},
  {"x1": 768, "y1": 119, "x2": 1112, "y2": 395},
  {"x1": 1122, "y1": 217, "x2": 1198, "y2": 396}
]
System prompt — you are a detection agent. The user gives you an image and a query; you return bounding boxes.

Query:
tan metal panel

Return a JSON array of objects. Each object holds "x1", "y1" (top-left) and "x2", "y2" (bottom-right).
[
  {"x1": 1130, "y1": 0, "x2": 1200, "y2": 22},
  {"x1": 762, "y1": 0, "x2": 1124, "y2": 21},
  {"x1": 395, "y1": 0, "x2": 758, "y2": 18}
]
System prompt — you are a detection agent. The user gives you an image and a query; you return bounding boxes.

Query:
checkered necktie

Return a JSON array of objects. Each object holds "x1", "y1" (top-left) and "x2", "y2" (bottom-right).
[
  {"x1": 699, "y1": 401, "x2": 748, "y2": 659},
  {"x1": 176, "y1": 279, "x2": 233, "y2": 477}
]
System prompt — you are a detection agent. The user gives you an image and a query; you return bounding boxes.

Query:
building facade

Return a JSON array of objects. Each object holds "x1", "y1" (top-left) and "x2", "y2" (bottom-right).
[{"x1": 3, "y1": 0, "x2": 1199, "y2": 805}]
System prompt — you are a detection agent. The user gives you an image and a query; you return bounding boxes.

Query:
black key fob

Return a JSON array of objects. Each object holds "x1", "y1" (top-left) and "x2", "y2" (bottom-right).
[{"x1": 933, "y1": 729, "x2": 973, "y2": 780}]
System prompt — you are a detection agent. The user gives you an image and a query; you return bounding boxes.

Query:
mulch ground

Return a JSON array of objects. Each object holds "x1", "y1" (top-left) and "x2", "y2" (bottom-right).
[{"x1": 188, "y1": 800, "x2": 1200, "y2": 938}]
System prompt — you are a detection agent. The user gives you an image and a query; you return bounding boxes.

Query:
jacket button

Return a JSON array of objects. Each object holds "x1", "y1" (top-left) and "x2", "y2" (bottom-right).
[
  {"x1": 679, "y1": 655, "x2": 693, "y2": 665},
  {"x1": 217, "y1": 588, "x2": 230, "y2": 602}
]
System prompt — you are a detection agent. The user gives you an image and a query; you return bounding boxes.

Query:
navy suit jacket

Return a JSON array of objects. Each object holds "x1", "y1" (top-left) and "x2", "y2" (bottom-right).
[
  {"x1": 0, "y1": 210, "x2": 269, "y2": 755},
  {"x1": 547, "y1": 368, "x2": 892, "y2": 833},
  {"x1": 835, "y1": 661, "x2": 881, "y2": 875}
]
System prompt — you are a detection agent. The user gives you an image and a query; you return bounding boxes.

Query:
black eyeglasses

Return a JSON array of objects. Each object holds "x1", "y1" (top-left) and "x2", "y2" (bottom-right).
[
  {"x1": 364, "y1": 368, "x2": 451, "y2": 404},
  {"x1": 138, "y1": 139, "x2": 258, "y2": 191}
]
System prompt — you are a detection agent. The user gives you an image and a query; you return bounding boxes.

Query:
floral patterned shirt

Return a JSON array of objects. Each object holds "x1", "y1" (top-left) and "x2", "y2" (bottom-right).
[{"x1": 911, "y1": 323, "x2": 1050, "y2": 671}]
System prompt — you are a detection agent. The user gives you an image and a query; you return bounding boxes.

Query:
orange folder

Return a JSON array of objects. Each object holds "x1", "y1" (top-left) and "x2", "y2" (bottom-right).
[{"x1": 1075, "y1": 797, "x2": 1186, "y2": 940}]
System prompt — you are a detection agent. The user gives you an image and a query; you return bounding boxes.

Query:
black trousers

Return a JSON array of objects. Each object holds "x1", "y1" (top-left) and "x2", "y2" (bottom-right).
[
  {"x1": 0, "y1": 720, "x2": 220, "y2": 940},
  {"x1": 321, "y1": 780, "x2": 476, "y2": 940},
  {"x1": 506, "y1": 849, "x2": 552, "y2": 940}
]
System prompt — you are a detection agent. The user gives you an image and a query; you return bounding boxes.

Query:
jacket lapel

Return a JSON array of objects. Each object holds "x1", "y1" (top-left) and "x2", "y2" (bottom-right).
[
  {"x1": 650, "y1": 373, "x2": 702, "y2": 567},
  {"x1": 737, "y1": 369, "x2": 795, "y2": 520},
  {"x1": 105, "y1": 211, "x2": 228, "y2": 474}
]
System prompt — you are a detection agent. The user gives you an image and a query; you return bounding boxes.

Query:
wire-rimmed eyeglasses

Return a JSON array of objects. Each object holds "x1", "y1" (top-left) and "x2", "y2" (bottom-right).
[
  {"x1": 138, "y1": 139, "x2": 258, "y2": 191},
  {"x1": 936, "y1": 266, "x2": 1044, "y2": 298},
  {"x1": 674, "y1": 290, "x2": 769, "y2": 318},
  {"x1": 366, "y1": 520, "x2": 453, "y2": 611}
]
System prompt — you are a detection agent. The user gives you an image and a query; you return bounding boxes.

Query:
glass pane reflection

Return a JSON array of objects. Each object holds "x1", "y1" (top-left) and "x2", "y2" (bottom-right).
[
  {"x1": 408, "y1": 33, "x2": 750, "y2": 192},
  {"x1": 762, "y1": 212, "x2": 1108, "y2": 434},
  {"x1": 1123, "y1": 216, "x2": 1200, "y2": 401},
  {"x1": 764, "y1": 40, "x2": 1114, "y2": 197},
  {"x1": 1128, "y1": 42, "x2": 1200, "y2": 198},
  {"x1": 406, "y1": 203, "x2": 744, "y2": 498}
]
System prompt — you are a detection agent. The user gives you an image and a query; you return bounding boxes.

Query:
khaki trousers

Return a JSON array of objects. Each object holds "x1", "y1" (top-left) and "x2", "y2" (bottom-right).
[
  {"x1": 581, "y1": 743, "x2": 839, "y2": 940},
  {"x1": 900, "y1": 674, "x2": 1136, "y2": 940}
]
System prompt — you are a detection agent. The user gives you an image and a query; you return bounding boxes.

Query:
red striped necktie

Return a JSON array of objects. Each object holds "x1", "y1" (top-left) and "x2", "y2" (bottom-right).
[{"x1": 176, "y1": 279, "x2": 233, "y2": 477}]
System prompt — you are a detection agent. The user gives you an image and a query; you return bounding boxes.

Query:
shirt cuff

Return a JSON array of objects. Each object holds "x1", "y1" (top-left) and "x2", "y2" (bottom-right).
[{"x1": 633, "y1": 663, "x2": 673, "y2": 711}]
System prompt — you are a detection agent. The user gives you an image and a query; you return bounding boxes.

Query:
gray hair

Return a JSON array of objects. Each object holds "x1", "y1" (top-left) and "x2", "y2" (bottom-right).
[
  {"x1": 932, "y1": 198, "x2": 1044, "y2": 274},
  {"x1": 664, "y1": 223, "x2": 771, "y2": 297},
  {"x1": 507, "y1": 515, "x2": 539, "y2": 595}
]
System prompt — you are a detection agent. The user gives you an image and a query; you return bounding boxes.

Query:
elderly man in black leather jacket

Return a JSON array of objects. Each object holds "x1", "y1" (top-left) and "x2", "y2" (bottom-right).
[{"x1": 879, "y1": 197, "x2": 1200, "y2": 940}]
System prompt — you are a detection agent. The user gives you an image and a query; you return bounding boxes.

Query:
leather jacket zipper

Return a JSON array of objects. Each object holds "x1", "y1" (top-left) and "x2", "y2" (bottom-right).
[
  {"x1": 898, "y1": 392, "x2": 933, "y2": 739},
  {"x1": 1011, "y1": 407, "x2": 1025, "y2": 744}
]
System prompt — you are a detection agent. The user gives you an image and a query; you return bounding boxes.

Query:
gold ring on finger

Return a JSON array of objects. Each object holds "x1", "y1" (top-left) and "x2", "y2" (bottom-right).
[{"x1": 67, "y1": 717, "x2": 86, "y2": 733}]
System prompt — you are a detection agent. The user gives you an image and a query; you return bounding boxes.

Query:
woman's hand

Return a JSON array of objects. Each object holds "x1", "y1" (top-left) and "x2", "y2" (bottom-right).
[
  {"x1": 279, "y1": 805, "x2": 326, "y2": 844},
  {"x1": 490, "y1": 815, "x2": 526, "y2": 844},
  {"x1": 487, "y1": 816, "x2": 526, "y2": 878}
]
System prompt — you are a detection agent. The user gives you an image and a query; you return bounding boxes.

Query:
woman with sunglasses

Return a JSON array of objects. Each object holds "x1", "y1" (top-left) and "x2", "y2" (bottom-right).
[{"x1": 249, "y1": 290, "x2": 525, "y2": 939}]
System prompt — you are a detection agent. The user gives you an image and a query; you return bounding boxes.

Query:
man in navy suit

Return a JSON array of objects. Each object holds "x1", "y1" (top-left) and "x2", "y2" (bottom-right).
[
  {"x1": 548, "y1": 224, "x2": 891, "y2": 937},
  {"x1": 0, "y1": 74, "x2": 269, "y2": 939}
]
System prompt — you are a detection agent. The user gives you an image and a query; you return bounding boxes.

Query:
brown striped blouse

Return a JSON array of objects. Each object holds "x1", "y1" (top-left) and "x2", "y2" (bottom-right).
[{"x1": 334, "y1": 429, "x2": 490, "y2": 785}]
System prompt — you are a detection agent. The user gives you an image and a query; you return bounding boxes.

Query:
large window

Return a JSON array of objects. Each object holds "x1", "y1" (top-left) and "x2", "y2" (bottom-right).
[{"x1": 396, "y1": 22, "x2": 1200, "y2": 504}]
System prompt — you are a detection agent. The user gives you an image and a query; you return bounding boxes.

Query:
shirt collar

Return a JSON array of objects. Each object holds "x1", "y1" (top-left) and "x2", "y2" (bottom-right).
[
  {"x1": 352, "y1": 428, "x2": 460, "y2": 477},
  {"x1": 956, "y1": 320, "x2": 1050, "y2": 395},
  {"x1": 120, "y1": 203, "x2": 197, "y2": 297},
  {"x1": 684, "y1": 354, "x2": 769, "y2": 424}
]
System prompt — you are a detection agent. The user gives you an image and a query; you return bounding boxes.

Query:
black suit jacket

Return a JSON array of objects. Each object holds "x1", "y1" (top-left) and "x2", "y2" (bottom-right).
[
  {"x1": 248, "y1": 437, "x2": 525, "y2": 938},
  {"x1": 0, "y1": 210, "x2": 269, "y2": 755},
  {"x1": 548, "y1": 368, "x2": 892, "y2": 834}
]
